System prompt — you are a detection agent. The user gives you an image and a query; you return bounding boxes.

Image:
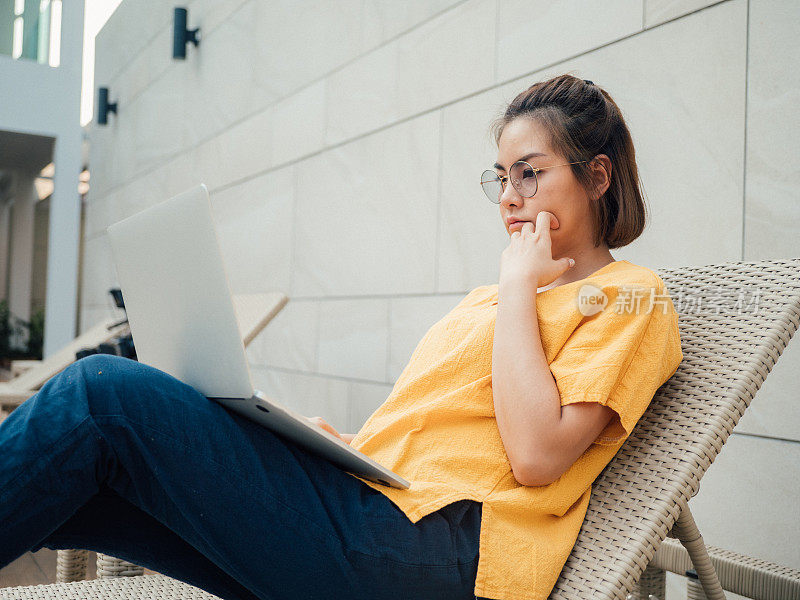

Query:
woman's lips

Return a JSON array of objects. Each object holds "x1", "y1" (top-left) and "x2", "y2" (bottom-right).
[{"x1": 508, "y1": 221, "x2": 529, "y2": 230}]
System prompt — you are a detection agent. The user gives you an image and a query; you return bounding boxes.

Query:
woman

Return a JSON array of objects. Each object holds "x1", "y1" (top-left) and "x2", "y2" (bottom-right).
[{"x1": 0, "y1": 74, "x2": 682, "y2": 600}]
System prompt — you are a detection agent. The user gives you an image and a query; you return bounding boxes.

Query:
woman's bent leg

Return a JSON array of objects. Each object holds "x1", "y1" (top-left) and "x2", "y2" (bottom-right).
[
  {"x1": 1, "y1": 359, "x2": 110, "y2": 565},
  {"x1": 0, "y1": 354, "x2": 481, "y2": 600},
  {"x1": 35, "y1": 484, "x2": 260, "y2": 600}
]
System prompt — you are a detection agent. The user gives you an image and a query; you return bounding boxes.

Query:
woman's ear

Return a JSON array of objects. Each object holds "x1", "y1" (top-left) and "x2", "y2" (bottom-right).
[{"x1": 589, "y1": 154, "x2": 612, "y2": 200}]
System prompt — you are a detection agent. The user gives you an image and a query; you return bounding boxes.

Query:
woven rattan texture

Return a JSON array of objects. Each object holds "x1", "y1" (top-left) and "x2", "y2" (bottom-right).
[
  {"x1": 0, "y1": 574, "x2": 221, "y2": 599},
  {"x1": 548, "y1": 258, "x2": 800, "y2": 600}
]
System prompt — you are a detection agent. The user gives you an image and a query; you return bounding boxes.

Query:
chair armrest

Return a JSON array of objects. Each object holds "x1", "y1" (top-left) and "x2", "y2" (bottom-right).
[
  {"x1": 11, "y1": 359, "x2": 43, "y2": 377},
  {"x1": 652, "y1": 537, "x2": 800, "y2": 600}
]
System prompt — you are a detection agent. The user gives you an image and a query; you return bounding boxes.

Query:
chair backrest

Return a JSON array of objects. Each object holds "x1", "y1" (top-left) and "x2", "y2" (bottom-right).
[
  {"x1": 231, "y1": 292, "x2": 288, "y2": 347},
  {"x1": 549, "y1": 257, "x2": 800, "y2": 600},
  {"x1": 2, "y1": 292, "x2": 288, "y2": 393},
  {"x1": 3, "y1": 317, "x2": 128, "y2": 391}
]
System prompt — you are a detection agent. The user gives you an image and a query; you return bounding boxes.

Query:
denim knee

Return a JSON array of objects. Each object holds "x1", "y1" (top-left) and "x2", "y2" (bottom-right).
[
  {"x1": 69, "y1": 353, "x2": 204, "y2": 426},
  {"x1": 73, "y1": 353, "x2": 133, "y2": 379},
  {"x1": 68, "y1": 353, "x2": 139, "y2": 416}
]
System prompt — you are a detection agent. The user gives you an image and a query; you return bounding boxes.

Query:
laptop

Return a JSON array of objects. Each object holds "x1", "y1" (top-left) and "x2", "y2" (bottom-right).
[{"x1": 105, "y1": 183, "x2": 410, "y2": 490}]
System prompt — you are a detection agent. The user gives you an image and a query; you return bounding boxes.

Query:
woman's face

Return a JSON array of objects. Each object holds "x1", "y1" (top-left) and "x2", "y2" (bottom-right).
[{"x1": 494, "y1": 117, "x2": 598, "y2": 259}]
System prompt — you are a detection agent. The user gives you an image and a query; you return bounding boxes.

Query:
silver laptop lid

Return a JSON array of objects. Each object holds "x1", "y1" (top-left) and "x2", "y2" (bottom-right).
[{"x1": 106, "y1": 183, "x2": 254, "y2": 399}]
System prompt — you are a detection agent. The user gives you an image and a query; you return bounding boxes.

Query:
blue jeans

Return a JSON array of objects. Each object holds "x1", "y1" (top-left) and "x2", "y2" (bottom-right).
[{"x1": 0, "y1": 354, "x2": 483, "y2": 600}]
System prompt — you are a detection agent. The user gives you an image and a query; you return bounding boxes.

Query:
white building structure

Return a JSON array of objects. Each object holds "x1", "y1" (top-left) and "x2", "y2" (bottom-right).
[{"x1": 0, "y1": 0, "x2": 84, "y2": 358}]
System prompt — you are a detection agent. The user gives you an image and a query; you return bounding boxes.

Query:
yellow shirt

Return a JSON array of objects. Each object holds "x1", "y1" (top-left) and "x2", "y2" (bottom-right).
[{"x1": 347, "y1": 259, "x2": 683, "y2": 600}]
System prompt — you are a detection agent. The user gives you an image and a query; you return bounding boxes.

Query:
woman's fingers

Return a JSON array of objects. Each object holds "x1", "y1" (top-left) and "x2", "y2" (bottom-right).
[
  {"x1": 534, "y1": 210, "x2": 554, "y2": 242},
  {"x1": 514, "y1": 213, "x2": 557, "y2": 240},
  {"x1": 309, "y1": 416, "x2": 336, "y2": 434},
  {"x1": 309, "y1": 416, "x2": 347, "y2": 441},
  {"x1": 501, "y1": 210, "x2": 574, "y2": 288}
]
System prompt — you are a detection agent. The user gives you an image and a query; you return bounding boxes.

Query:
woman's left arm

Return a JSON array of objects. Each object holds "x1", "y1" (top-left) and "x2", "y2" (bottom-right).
[
  {"x1": 493, "y1": 213, "x2": 616, "y2": 487},
  {"x1": 493, "y1": 282, "x2": 615, "y2": 487}
]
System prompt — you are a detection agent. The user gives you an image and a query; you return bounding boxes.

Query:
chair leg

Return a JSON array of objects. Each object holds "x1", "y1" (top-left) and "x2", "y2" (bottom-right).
[
  {"x1": 687, "y1": 571, "x2": 710, "y2": 600},
  {"x1": 673, "y1": 502, "x2": 726, "y2": 600},
  {"x1": 96, "y1": 552, "x2": 144, "y2": 578},
  {"x1": 56, "y1": 548, "x2": 89, "y2": 582},
  {"x1": 631, "y1": 564, "x2": 667, "y2": 599}
]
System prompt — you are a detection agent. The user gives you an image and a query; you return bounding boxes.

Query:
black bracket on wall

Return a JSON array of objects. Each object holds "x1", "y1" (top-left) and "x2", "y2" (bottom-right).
[
  {"x1": 173, "y1": 7, "x2": 200, "y2": 59},
  {"x1": 97, "y1": 87, "x2": 118, "y2": 125}
]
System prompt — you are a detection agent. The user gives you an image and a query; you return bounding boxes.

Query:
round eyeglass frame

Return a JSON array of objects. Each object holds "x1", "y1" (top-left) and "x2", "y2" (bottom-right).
[{"x1": 480, "y1": 160, "x2": 589, "y2": 204}]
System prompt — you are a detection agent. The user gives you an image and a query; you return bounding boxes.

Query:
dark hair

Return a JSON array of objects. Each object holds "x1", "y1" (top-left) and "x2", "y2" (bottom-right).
[{"x1": 489, "y1": 73, "x2": 647, "y2": 249}]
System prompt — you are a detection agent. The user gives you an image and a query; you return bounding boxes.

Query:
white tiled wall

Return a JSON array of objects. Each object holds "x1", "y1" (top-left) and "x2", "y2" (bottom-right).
[
  {"x1": 83, "y1": 0, "x2": 800, "y2": 590},
  {"x1": 743, "y1": 0, "x2": 800, "y2": 260},
  {"x1": 292, "y1": 111, "x2": 441, "y2": 296}
]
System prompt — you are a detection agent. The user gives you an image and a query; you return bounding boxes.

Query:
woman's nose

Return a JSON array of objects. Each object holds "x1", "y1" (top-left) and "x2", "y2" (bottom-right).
[{"x1": 499, "y1": 179, "x2": 522, "y2": 208}]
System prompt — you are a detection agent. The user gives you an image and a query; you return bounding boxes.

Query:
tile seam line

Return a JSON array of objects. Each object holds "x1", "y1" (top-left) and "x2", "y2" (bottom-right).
[
  {"x1": 90, "y1": 0, "x2": 470, "y2": 198},
  {"x1": 434, "y1": 109, "x2": 445, "y2": 295},
  {"x1": 97, "y1": 0, "x2": 242, "y2": 90},
  {"x1": 492, "y1": 0, "x2": 499, "y2": 83},
  {"x1": 63, "y1": 316, "x2": 800, "y2": 447},
  {"x1": 642, "y1": 0, "x2": 730, "y2": 31},
  {"x1": 730, "y1": 430, "x2": 799, "y2": 445},
  {"x1": 288, "y1": 162, "x2": 298, "y2": 296},
  {"x1": 81, "y1": 291, "x2": 469, "y2": 304},
  {"x1": 642, "y1": 0, "x2": 646, "y2": 29},
  {"x1": 221, "y1": 0, "x2": 736, "y2": 195},
  {"x1": 251, "y1": 364, "x2": 393, "y2": 388},
  {"x1": 385, "y1": 298, "x2": 391, "y2": 384},
  {"x1": 241, "y1": 365, "x2": 800, "y2": 441},
  {"x1": 104, "y1": 0, "x2": 470, "y2": 105},
  {"x1": 91, "y1": 0, "x2": 471, "y2": 179},
  {"x1": 741, "y1": 0, "x2": 750, "y2": 261},
  {"x1": 89, "y1": 0, "x2": 733, "y2": 202},
  {"x1": 313, "y1": 297, "x2": 321, "y2": 373}
]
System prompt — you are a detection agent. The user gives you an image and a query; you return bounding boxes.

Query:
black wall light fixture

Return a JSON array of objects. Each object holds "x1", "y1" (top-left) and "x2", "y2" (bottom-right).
[
  {"x1": 173, "y1": 7, "x2": 200, "y2": 59},
  {"x1": 97, "y1": 87, "x2": 118, "y2": 125}
]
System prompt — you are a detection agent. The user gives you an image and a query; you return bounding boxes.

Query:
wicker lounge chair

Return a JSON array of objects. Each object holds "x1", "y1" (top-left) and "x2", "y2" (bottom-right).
[{"x1": 2, "y1": 258, "x2": 799, "y2": 600}]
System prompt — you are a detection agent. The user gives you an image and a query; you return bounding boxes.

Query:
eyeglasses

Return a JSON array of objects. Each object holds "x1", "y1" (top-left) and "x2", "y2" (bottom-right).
[{"x1": 480, "y1": 160, "x2": 589, "y2": 204}]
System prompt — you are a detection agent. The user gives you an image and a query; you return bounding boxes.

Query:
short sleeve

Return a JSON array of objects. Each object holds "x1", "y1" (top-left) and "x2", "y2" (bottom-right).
[{"x1": 548, "y1": 281, "x2": 683, "y2": 446}]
